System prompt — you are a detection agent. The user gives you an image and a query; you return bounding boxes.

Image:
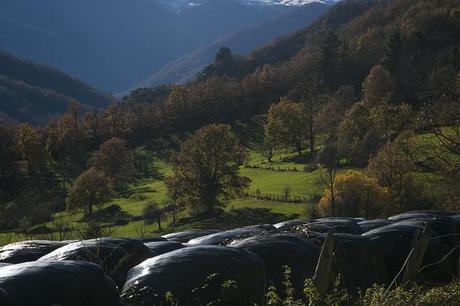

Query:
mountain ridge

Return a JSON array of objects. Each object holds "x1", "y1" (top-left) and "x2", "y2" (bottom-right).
[
  {"x1": 0, "y1": 50, "x2": 115, "y2": 124},
  {"x1": 0, "y1": 0, "x2": 295, "y2": 92},
  {"x1": 136, "y1": 2, "x2": 329, "y2": 90}
]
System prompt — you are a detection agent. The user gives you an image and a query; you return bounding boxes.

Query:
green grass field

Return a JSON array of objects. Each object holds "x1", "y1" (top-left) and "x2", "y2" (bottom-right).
[
  {"x1": 0, "y1": 148, "x2": 328, "y2": 244},
  {"x1": 0, "y1": 113, "x2": 380, "y2": 244},
  {"x1": 1, "y1": 125, "x2": 453, "y2": 245}
]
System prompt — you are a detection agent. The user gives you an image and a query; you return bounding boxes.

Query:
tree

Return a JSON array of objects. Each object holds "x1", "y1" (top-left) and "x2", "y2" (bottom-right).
[
  {"x1": 255, "y1": 140, "x2": 276, "y2": 163},
  {"x1": 362, "y1": 65, "x2": 396, "y2": 143},
  {"x1": 265, "y1": 97, "x2": 308, "y2": 155},
  {"x1": 318, "y1": 143, "x2": 340, "y2": 215},
  {"x1": 142, "y1": 202, "x2": 164, "y2": 230},
  {"x1": 0, "y1": 122, "x2": 18, "y2": 179},
  {"x1": 92, "y1": 137, "x2": 135, "y2": 192},
  {"x1": 165, "y1": 85, "x2": 190, "y2": 122},
  {"x1": 16, "y1": 123, "x2": 47, "y2": 175},
  {"x1": 166, "y1": 124, "x2": 249, "y2": 216},
  {"x1": 319, "y1": 31, "x2": 341, "y2": 90},
  {"x1": 82, "y1": 107, "x2": 104, "y2": 148},
  {"x1": 362, "y1": 65, "x2": 394, "y2": 106},
  {"x1": 368, "y1": 132, "x2": 434, "y2": 213},
  {"x1": 288, "y1": 78, "x2": 322, "y2": 152},
  {"x1": 368, "y1": 132, "x2": 416, "y2": 194},
  {"x1": 338, "y1": 102, "x2": 384, "y2": 165},
  {"x1": 67, "y1": 167, "x2": 112, "y2": 215},
  {"x1": 163, "y1": 201, "x2": 184, "y2": 227},
  {"x1": 316, "y1": 170, "x2": 390, "y2": 218}
]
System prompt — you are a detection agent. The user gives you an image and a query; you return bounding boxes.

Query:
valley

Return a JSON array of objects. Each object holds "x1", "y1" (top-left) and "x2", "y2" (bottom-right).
[{"x1": 0, "y1": 0, "x2": 459, "y2": 304}]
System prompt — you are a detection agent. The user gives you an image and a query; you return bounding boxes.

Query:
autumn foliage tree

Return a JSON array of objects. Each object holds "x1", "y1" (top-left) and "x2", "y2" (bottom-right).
[
  {"x1": 317, "y1": 170, "x2": 390, "y2": 218},
  {"x1": 265, "y1": 97, "x2": 308, "y2": 155},
  {"x1": 67, "y1": 167, "x2": 113, "y2": 215},
  {"x1": 166, "y1": 124, "x2": 249, "y2": 217},
  {"x1": 92, "y1": 137, "x2": 135, "y2": 192},
  {"x1": 318, "y1": 143, "x2": 340, "y2": 215},
  {"x1": 16, "y1": 123, "x2": 48, "y2": 175}
]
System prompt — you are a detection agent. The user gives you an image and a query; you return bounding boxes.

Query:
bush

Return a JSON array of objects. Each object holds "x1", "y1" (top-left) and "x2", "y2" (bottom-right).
[
  {"x1": 25, "y1": 224, "x2": 53, "y2": 235},
  {"x1": 112, "y1": 218, "x2": 129, "y2": 226},
  {"x1": 316, "y1": 170, "x2": 390, "y2": 218},
  {"x1": 142, "y1": 202, "x2": 164, "y2": 229},
  {"x1": 368, "y1": 133, "x2": 437, "y2": 213},
  {"x1": 78, "y1": 221, "x2": 112, "y2": 239}
]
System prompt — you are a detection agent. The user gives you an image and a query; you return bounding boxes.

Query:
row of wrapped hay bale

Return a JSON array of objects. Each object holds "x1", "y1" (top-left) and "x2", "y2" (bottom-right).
[{"x1": 0, "y1": 210, "x2": 459, "y2": 305}]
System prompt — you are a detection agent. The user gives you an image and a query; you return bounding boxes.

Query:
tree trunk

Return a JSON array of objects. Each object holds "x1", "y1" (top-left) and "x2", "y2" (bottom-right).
[
  {"x1": 172, "y1": 210, "x2": 177, "y2": 227},
  {"x1": 157, "y1": 218, "x2": 162, "y2": 230},
  {"x1": 329, "y1": 170, "x2": 335, "y2": 216},
  {"x1": 296, "y1": 141, "x2": 303, "y2": 156},
  {"x1": 309, "y1": 135, "x2": 315, "y2": 153},
  {"x1": 308, "y1": 114, "x2": 315, "y2": 152},
  {"x1": 87, "y1": 203, "x2": 93, "y2": 216}
]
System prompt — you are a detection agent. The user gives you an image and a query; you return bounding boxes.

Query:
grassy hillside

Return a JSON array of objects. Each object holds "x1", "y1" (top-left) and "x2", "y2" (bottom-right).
[
  {"x1": 0, "y1": 121, "x2": 456, "y2": 246},
  {"x1": 0, "y1": 147, "x2": 329, "y2": 244}
]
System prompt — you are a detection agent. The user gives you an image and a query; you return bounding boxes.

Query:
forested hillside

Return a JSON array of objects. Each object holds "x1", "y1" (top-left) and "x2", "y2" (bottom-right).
[
  {"x1": 0, "y1": 0, "x2": 307, "y2": 91},
  {"x1": 0, "y1": 51, "x2": 115, "y2": 124},
  {"x1": 0, "y1": 0, "x2": 459, "y2": 250},
  {"x1": 126, "y1": 0, "x2": 459, "y2": 137},
  {"x1": 138, "y1": 2, "x2": 329, "y2": 88}
]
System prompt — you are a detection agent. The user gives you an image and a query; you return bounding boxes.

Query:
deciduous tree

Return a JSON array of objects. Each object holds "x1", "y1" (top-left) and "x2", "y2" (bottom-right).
[
  {"x1": 92, "y1": 137, "x2": 135, "y2": 192},
  {"x1": 317, "y1": 170, "x2": 390, "y2": 218},
  {"x1": 265, "y1": 97, "x2": 308, "y2": 155},
  {"x1": 67, "y1": 167, "x2": 112, "y2": 215},
  {"x1": 318, "y1": 143, "x2": 341, "y2": 215},
  {"x1": 166, "y1": 124, "x2": 249, "y2": 216}
]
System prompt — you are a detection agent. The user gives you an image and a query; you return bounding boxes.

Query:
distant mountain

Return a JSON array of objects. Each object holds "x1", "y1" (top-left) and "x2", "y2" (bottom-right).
[
  {"x1": 0, "y1": 0, "x2": 291, "y2": 92},
  {"x1": 158, "y1": 0, "x2": 337, "y2": 11},
  {"x1": 0, "y1": 50, "x2": 115, "y2": 124},
  {"x1": 172, "y1": 0, "x2": 287, "y2": 43},
  {"x1": 138, "y1": 2, "x2": 329, "y2": 89}
]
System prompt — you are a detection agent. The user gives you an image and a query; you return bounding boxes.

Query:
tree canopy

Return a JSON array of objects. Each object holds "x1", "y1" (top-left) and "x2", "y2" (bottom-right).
[{"x1": 166, "y1": 124, "x2": 249, "y2": 216}]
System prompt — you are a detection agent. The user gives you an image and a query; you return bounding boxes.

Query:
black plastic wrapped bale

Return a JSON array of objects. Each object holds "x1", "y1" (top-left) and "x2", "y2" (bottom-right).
[
  {"x1": 273, "y1": 220, "x2": 310, "y2": 231},
  {"x1": 363, "y1": 223, "x2": 452, "y2": 283},
  {"x1": 231, "y1": 234, "x2": 320, "y2": 298},
  {"x1": 388, "y1": 210, "x2": 457, "y2": 222},
  {"x1": 121, "y1": 245, "x2": 266, "y2": 306},
  {"x1": 294, "y1": 219, "x2": 362, "y2": 235},
  {"x1": 328, "y1": 233, "x2": 384, "y2": 289},
  {"x1": 395, "y1": 216, "x2": 460, "y2": 278},
  {"x1": 161, "y1": 229, "x2": 221, "y2": 243},
  {"x1": 313, "y1": 217, "x2": 366, "y2": 223},
  {"x1": 38, "y1": 238, "x2": 153, "y2": 288},
  {"x1": 0, "y1": 261, "x2": 120, "y2": 306},
  {"x1": 187, "y1": 224, "x2": 277, "y2": 245},
  {"x1": 358, "y1": 219, "x2": 394, "y2": 233},
  {"x1": 144, "y1": 241, "x2": 186, "y2": 256},
  {"x1": 394, "y1": 217, "x2": 459, "y2": 247},
  {"x1": 136, "y1": 237, "x2": 167, "y2": 243},
  {"x1": 0, "y1": 287, "x2": 9, "y2": 306},
  {"x1": 0, "y1": 240, "x2": 73, "y2": 264}
]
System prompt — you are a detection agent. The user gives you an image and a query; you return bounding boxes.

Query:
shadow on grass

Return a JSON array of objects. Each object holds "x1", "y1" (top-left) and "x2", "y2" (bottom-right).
[
  {"x1": 176, "y1": 208, "x2": 299, "y2": 231},
  {"x1": 281, "y1": 151, "x2": 317, "y2": 164}
]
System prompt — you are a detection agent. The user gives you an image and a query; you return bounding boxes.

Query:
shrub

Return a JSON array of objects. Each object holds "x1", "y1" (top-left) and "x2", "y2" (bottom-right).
[
  {"x1": 142, "y1": 202, "x2": 164, "y2": 230},
  {"x1": 317, "y1": 170, "x2": 390, "y2": 218},
  {"x1": 78, "y1": 221, "x2": 112, "y2": 239},
  {"x1": 368, "y1": 132, "x2": 437, "y2": 213},
  {"x1": 25, "y1": 224, "x2": 52, "y2": 235}
]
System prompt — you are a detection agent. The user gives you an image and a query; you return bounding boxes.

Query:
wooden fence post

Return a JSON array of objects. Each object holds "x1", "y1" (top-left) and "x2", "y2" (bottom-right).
[
  {"x1": 313, "y1": 231, "x2": 335, "y2": 297},
  {"x1": 402, "y1": 224, "x2": 431, "y2": 286}
]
